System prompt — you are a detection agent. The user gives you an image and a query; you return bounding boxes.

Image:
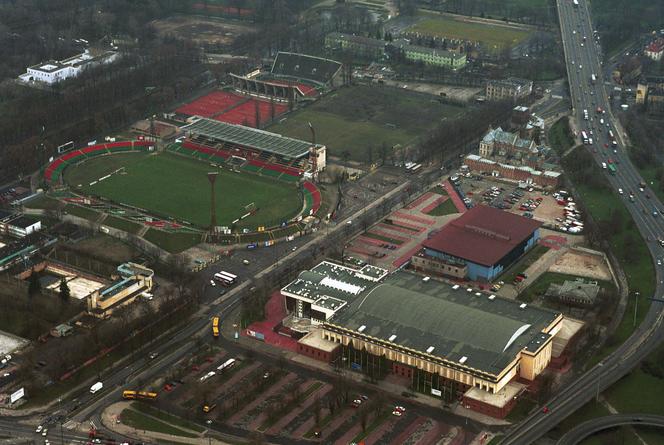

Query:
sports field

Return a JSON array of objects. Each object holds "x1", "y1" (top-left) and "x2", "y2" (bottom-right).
[
  {"x1": 409, "y1": 12, "x2": 532, "y2": 49},
  {"x1": 64, "y1": 152, "x2": 303, "y2": 229},
  {"x1": 268, "y1": 85, "x2": 463, "y2": 162}
]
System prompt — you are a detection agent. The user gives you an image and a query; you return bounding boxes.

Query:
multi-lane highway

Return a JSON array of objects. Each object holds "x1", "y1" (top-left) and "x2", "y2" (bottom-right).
[{"x1": 501, "y1": 0, "x2": 664, "y2": 443}]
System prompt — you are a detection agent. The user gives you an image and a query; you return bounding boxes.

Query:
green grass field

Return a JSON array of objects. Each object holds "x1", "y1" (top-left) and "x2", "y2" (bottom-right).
[
  {"x1": 64, "y1": 152, "x2": 303, "y2": 230},
  {"x1": 410, "y1": 12, "x2": 532, "y2": 50},
  {"x1": 269, "y1": 85, "x2": 463, "y2": 162}
]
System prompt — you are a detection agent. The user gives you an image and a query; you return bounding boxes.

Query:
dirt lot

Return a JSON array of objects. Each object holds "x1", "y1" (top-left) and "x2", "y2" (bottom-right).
[
  {"x1": 548, "y1": 248, "x2": 612, "y2": 281},
  {"x1": 150, "y1": 16, "x2": 256, "y2": 46}
]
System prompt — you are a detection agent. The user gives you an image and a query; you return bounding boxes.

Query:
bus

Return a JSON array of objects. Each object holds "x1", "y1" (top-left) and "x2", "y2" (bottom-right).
[
  {"x1": 608, "y1": 164, "x2": 617, "y2": 175},
  {"x1": 217, "y1": 358, "x2": 236, "y2": 372},
  {"x1": 581, "y1": 131, "x2": 588, "y2": 144},
  {"x1": 212, "y1": 316, "x2": 220, "y2": 338},
  {"x1": 409, "y1": 164, "x2": 422, "y2": 174},
  {"x1": 122, "y1": 390, "x2": 158, "y2": 401},
  {"x1": 213, "y1": 271, "x2": 236, "y2": 286},
  {"x1": 202, "y1": 403, "x2": 217, "y2": 413}
]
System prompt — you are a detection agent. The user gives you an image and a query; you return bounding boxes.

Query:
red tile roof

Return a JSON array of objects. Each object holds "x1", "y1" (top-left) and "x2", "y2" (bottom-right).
[
  {"x1": 646, "y1": 38, "x2": 664, "y2": 54},
  {"x1": 422, "y1": 205, "x2": 542, "y2": 266}
]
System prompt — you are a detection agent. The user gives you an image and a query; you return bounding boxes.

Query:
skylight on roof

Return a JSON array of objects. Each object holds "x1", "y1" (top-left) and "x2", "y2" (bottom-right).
[{"x1": 320, "y1": 276, "x2": 363, "y2": 295}]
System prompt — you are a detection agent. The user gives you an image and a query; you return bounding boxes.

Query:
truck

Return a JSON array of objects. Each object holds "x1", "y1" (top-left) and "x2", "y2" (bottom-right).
[{"x1": 90, "y1": 382, "x2": 103, "y2": 394}]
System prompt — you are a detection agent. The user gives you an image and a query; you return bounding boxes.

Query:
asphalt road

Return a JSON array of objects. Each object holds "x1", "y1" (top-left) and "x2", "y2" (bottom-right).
[
  {"x1": 557, "y1": 413, "x2": 664, "y2": 445},
  {"x1": 500, "y1": 0, "x2": 664, "y2": 443}
]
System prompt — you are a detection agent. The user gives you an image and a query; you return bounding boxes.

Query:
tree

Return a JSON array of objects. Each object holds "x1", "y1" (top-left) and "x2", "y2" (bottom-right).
[
  {"x1": 28, "y1": 268, "x2": 41, "y2": 297},
  {"x1": 59, "y1": 278, "x2": 70, "y2": 301}
]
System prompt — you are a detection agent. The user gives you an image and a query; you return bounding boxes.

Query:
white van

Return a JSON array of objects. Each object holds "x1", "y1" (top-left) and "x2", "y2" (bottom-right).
[
  {"x1": 90, "y1": 381, "x2": 103, "y2": 394},
  {"x1": 602, "y1": 162, "x2": 607, "y2": 169}
]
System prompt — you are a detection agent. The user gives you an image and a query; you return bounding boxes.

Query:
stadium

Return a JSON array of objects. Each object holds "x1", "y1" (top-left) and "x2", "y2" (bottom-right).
[{"x1": 38, "y1": 52, "x2": 342, "y2": 251}]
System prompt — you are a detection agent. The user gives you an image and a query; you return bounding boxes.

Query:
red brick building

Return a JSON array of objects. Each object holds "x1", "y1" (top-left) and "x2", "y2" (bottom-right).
[{"x1": 464, "y1": 154, "x2": 561, "y2": 188}]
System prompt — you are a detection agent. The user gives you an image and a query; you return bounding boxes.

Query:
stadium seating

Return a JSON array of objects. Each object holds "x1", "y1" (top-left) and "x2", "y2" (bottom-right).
[
  {"x1": 271, "y1": 52, "x2": 342, "y2": 85},
  {"x1": 44, "y1": 141, "x2": 153, "y2": 184},
  {"x1": 263, "y1": 79, "x2": 318, "y2": 97},
  {"x1": 175, "y1": 91, "x2": 245, "y2": 118},
  {"x1": 214, "y1": 99, "x2": 288, "y2": 128}
]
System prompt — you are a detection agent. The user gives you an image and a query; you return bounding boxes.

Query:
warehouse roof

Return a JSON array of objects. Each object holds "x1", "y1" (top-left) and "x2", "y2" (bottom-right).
[
  {"x1": 183, "y1": 118, "x2": 323, "y2": 159},
  {"x1": 423, "y1": 205, "x2": 542, "y2": 266},
  {"x1": 329, "y1": 271, "x2": 560, "y2": 375}
]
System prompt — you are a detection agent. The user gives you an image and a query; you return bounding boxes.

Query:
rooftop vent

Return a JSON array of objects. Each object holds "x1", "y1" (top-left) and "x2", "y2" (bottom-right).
[
  {"x1": 358, "y1": 325, "x2": 366, "y2": 333},
  {"x1": 459, "y1": 356, "x2": 468, "y2": 364}
]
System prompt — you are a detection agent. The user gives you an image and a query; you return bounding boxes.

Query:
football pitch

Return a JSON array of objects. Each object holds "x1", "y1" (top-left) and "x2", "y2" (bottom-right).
[
  {"x1": 409, "y1": 12, "x2": 532, "y2": 50},
  {"x1": 64, "y1": 152, "x2": 303, "y2": 229},
  {"x1": 268, "y1": 85, "x2": 463, "y2": 162}
]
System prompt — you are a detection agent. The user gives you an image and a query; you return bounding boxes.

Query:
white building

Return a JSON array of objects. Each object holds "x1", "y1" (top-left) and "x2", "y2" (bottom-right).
[
  {"x1": 0, "y1": 211, "x2": 41, "y2": 238},
  {"x1": 19, "y1": 50, "x2": 119, "y2": 85}
]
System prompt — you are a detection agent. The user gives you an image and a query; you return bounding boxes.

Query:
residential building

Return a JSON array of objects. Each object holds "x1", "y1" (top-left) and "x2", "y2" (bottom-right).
[
  {"x1": 18, "y1": 49, "x2": 119, "y2": 85},
  {"x1": 281, "y1": 261, "x2": 563, "y2": 418},
  {"x1": 486, "y1": 77, "x2": 533, "y2": 101},
  {"x1": 636, "y1": 80, "x2": 664, "y2": 114},
  {"x1": 325, "y1": 32, "x2": 386, "y2": 59},
  {"x1": 478, "y1": 126, "x2": 551, "y2": 169},
  {"x1": 464, "y1": 154, "x2": 561, "y2": 188},
  {"x1": 644, "y1": 38, "x2": 664, "y2": 61},
  {"x1": 416, "y1": 205, "x2": 542, "y2": 282},
  {"x1": 391, "y1": 40, "x2": 467, "y2": 70}
]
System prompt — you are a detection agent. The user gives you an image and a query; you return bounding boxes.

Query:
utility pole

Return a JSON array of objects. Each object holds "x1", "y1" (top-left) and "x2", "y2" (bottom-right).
[
  {"x1": 633, "y1": 291, "x2": 640, "y2": 327},
  {"x1": 207, "y1": 172, "x2": 219, "y2": 232}
]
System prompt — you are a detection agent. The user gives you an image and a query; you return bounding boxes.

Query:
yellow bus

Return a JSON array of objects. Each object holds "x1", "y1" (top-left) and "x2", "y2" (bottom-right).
[
  {"x1": 202, "y1": 403, "x2": 217, "y2": 413},
  {"x1": 122, "y1": 390, "x2": 158, "y2": 400},
  {"x1": 212, "y1": 316, "x2": 220, "y2": 338}
]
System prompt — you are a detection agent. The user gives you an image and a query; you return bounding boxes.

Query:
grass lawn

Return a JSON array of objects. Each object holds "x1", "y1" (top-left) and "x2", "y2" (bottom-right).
[
  {"x1": 425, "y1": 198, "x2": 458, "y2": 216},
  {"x1": 269, "y1": 85, "x2": 463, "y2": 161},
  {"x1": 24, "y1": 195, "x2": 62, "y2": 211},
  {"x1": 549, "y1": 399, "x2": 610, "y2": 439},
  {"x1": 143, "y1": 229, "x2": 202, "y2": 253},
  {"x1": 362, "y1": 231, "x2": 404, "y2": 245},
  {"x1": 64, "y1": 204, "x2": 100, "y2": 221},
  {"x1": 103, "y1": 215, "x2": 141, "y2": 234},
  {"x1": 430, "y1": 185, "x2": 448, "y2": 195},
  {"x1": 505, "y1": 397, "x2": 537, "y2": 423},
  {"x1": 64, "y1": 152, "x2": 302, "y2": 229},
  {"x1": 131, "y1": 402, "x2": 205, "y2": 433},
  {"x1": 120, "y1": 408, "x2": 199, "y2": 438},
  {"x1": 519, "y1": 271, "x2": 611, "y2": 304},
  {"x1": 603, "y1": 366, "x2": 664, "y2": 416},
  {"x1": 410, "y1": 12, "x2": 532, "y2": 50}
]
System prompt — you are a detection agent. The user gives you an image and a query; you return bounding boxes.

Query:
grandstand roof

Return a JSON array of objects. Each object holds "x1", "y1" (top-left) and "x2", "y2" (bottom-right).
[
  {"x1": 183, "y1": 118, "x2": 322, "y2": 159},
  {"x1": 271, "y1": 52, "x2": 342, "y2": 85}
]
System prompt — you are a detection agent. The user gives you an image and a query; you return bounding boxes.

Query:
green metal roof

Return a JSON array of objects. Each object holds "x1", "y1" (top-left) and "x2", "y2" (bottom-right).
[
  {"x1": 183, "y1": 118, "x2": 322, "y2": 159},
  {"x1": 328, "y1": 271, "x2": 560, "y2": 375}
]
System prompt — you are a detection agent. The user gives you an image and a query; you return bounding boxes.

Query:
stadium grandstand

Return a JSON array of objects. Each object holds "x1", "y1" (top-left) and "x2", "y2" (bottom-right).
[
  {"x1": 175, "y1": 90, "x2": 289, "y2": 128},
  {"x1": 180, "y1": 118, "x2": 326, "y2": 179},
  {"x1": 229, "y1": 73, "x2": 318, "y2": 103},
  {"x1": 269, "y1": 52, "x2": 343, "y2": 87}
]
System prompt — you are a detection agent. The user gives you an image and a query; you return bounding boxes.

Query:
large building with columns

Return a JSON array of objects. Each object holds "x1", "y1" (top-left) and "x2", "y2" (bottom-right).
[{"x1": 283, "y1": 261, "x2": 563, "y2": 417}]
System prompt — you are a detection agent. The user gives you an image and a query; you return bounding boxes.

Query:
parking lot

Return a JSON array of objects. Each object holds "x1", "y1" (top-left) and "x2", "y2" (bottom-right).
[
  {"x1": 109, "y1": 345, "x2": 486, "y2": 445},
  {"x1": 453, "y1": 174, "x2": 581, "y2": 230}
]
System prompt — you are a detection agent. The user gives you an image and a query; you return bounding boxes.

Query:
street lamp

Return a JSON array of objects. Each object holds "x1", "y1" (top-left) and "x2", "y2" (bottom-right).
[
  {"x1": 596, "y1": 362, "x2": 604, "y2": 401},
  {"x1": 633, "y1": 291, "x2": 640, "y2": 327}
]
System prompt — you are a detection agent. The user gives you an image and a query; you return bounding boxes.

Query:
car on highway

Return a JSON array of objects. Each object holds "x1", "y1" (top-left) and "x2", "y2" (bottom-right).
[{"x1": 618, "y1": 188, "x2": 624, "y2": 194}]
